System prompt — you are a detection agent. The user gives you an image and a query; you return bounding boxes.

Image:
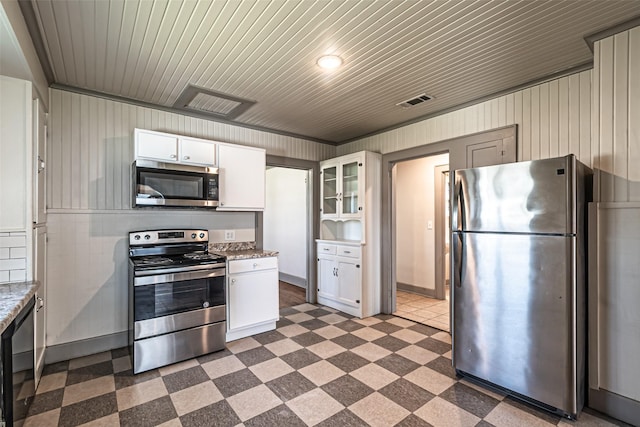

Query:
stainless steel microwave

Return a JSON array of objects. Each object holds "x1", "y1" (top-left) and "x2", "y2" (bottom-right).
[{"x1": 133, "y1": 160, "x2": 219, "y2": 208}]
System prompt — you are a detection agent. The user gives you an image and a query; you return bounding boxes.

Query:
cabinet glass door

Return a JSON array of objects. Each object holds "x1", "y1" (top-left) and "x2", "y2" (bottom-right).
[
  {"x1": 322, "y1": 165, "x2": 338, "y2": 215},
  {"x1": 341, "y1": 161, "x2": 359, "y2": 215}
]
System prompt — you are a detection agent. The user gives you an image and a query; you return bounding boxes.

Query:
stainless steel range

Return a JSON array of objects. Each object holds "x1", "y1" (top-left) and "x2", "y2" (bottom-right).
[{"x1": 128, "y1": 229, "x2": 226, "y2": 374}]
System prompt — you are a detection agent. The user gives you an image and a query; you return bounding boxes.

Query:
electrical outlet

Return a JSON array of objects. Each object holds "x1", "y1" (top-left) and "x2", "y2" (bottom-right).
[
  {"x1": 427, "y1": 220, "x2": 433, "y2": 230},
  {"x1": 224, "y1": 230, "x2": 235, "y2": 241}
]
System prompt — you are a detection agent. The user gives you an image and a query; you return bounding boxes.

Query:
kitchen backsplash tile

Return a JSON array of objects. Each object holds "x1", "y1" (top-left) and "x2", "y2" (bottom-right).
[{"x1": 0, "y1": 231, "x2": 27, "y2": 284}]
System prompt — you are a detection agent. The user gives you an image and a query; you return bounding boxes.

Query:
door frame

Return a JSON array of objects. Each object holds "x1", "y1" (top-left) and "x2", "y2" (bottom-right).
[
  {"x1": 434, "y1": 164, "x2": 449, "y2": 301},
  {"x1": 381, "y1": 125, "x2": 517, "y2": 314},
  {"x1": 256, "y1": 155, "x2": 320, "y2": 304}
]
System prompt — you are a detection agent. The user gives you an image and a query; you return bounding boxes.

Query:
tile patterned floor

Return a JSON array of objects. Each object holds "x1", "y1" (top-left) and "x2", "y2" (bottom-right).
[
  {"x1": 394, "y1": 290, "x2": 450, "y2": 333},
  {"x1": 23, "y1": 304, "x2": 624, "y2": 427}
]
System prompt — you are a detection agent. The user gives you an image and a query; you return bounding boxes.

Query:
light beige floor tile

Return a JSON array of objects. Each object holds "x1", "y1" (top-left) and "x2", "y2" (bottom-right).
[
  {"x1": 413, "y1": 309, "x2": 441, "y2": 320},
  {"x1": 227, "y1": 384, "x2": 282, "y2": 421},
  {"x1": 396, "y1": 345, "x2": 439, "y2": 365},
  {"x1": 318, "y1": 313, "x2": 349, "y2": 324},
  {"x1": 116, "y1": 377, "x2": 168, "y2": 411},
  {"x1": 395, "y1": 305, "x2": 421, "y2": 313},
  {"x1": 291, "y1": 303, "x2": 318, "y2": 312},
  {"x1": 201, "y1": 355, "x2": 245, "y2": 379},
  {"x1": 62, "y1": 375, "x2": 115, "y2": 406},
  {"x1": 351, "y1": 327, "x2": 386, "y2": 342},
  {"x1": 36, "y1": 372, "x2": 67, "y2": 394},
  {"x1": 414, "y1": 396, "x2": 480, "y2": 427},
  {"x1": 351, "y1": 342, "x2": 392, "y2": 362},
  {"x1": 18, "y1": 379, "x2": 35, "y2": 399},
  {"x1": 286, "y1": 312, "x2": 314, "y2": 323},
  {"x1": 404, "y1": 366, "x2": 456, "y2": 395},
  {"x1": 67, "y1": 351, "x2": 112, "y2": 370},
  {"x1": 77, "y1": 413, "x2": 120, "y2": 426},
  {"x1": 427, "y1": 319, "x2": 450, "y2": 332},
  {"x1": 429, "y1": 304, "x2": 450, "y2": 315},
  {"x1": 112, "y1": 355, "x2": 131, "y2": 373},
  {"x1": 391, "y1": 328, "x2": 427, "y2": 344},
  {"x1": 155, "y1": 419, "x2": 183, "y2": 427},
  {"x1": 277, "y1": 324, "x2": 308, "y2": 338},
  {"x1": 431, "y1": 331, "x2": 452, "y2": 344},
  {"x1": 286, "y1": 388, "x2": 344, "y2": 426},
  {"x1": 23, "y1": 408, "x2": 60, "y2": 427},
  {"x1": 314, "y1": 325, "x2": 347, "y2": 340},
  {"x1": 349, "y1": 364, "x2": 399, "y2": 390},
  {"x1": 158, "y1": 358, "x2": 199, "y2": 376},
  {"x1": 264, "y1": 337, "x2": 304, "y2": 356},
  {"x1": 226, "y1": 337, "x2": 261, "y2": 354},
  {"x1": 349, "y1": 392, "x2": 410, "y2": 427},
  {"x1": 442, "y1": 350, "x2": 452, "y2": 360},
  {"x1": 170, "y1": 381, "x2": 223, "y2": 416},
  {"x1": 307, "y1": 340, "x2": 347, "y2": 359},
  {"x1": 249, "y1": 357, "x2": 294, "y2": 383},
  {"x1": 298, "y1": 360, "x2": 345, "y2": 386},
  {"x1": 484, "y1": 401, "x2": 556, "y2": 427},
  {"x1": 386, "y1": 317, "x2": 416, "y2": 328},
  {"x1": 353, "y1": 317, "x2": 382, "y2": 326}
]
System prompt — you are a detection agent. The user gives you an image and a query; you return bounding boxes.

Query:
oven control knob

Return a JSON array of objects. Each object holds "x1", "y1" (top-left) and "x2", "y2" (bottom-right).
[
  {"x1": 144, "y1": 234, "x2": 151, "y2": 240},
  {"x1": 191, "y1": 233, "x2": 197, "y2": 239},
  {"x1": 202, "y1": 301, "x2": 210, "y2": 308},
  {"x1": 199, "y1": 233, "x2": 205, "y2": 238},
  {"x1": 134, "y1": 235, "x2": 141, "y2": 240}
]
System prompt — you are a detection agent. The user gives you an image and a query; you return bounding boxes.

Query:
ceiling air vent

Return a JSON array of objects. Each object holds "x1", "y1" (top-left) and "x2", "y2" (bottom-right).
[
  {"x1": 173, "y1": 85, "x2": 256, "y2": 120},
  {"x1": 396, "y1": 93, "x2": 433, "y2": 108}
]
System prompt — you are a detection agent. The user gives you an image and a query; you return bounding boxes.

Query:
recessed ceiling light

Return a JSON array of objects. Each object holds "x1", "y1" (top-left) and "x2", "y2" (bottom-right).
[{"x1": 317, "y1": 55, "x2": 343, "y2": 70}]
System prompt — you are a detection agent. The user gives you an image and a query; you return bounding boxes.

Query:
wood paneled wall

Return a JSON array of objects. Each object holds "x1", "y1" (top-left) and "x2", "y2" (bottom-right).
[
  {"x1": 338, "y1": 70, "x2": 594, "y2": 168},
  {"x1": 48, "y1": 89, "x2": 335, "y2": 210},
  {"x1": 593, "y1": 27, "x2": 640, "y2": 203}
]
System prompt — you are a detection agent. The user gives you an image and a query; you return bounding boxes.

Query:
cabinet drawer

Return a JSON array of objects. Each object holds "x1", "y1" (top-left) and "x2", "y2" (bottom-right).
[
  {"x1": 338, "y1": 246, "x2": 361, "y2": 258},
  {"x1": 317, "y1": 243, "x2": 337, "y2": 255},
  {"x1": 228, "y1": 257, "x2": 278, "y2": 274}
]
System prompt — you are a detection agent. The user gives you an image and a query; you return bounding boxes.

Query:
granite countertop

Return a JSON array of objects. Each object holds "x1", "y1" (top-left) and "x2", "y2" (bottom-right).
[
  {"x1": 209, "y1": 241, "x2": 278, "y2": 261},
  {"x1": 212, "y1": 249, "x2": 279, "y2": 261},
  {"x1": 0, "y1": 281, "x2": 40, "y2": 333}
]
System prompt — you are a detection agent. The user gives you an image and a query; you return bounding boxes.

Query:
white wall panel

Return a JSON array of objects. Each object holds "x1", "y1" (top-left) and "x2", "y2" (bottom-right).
[
  {"x1": 338, "y1": 70, "x2": 594, "y2": 168},
  {"x1": 48, "y1": 89, "x2": 335, "y2": 210}
]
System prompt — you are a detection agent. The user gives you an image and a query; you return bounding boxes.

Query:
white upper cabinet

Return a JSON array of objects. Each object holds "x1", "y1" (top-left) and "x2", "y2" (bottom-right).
[
  {"x1": 180, "y1": 137, "x2": 216, "y2": 166},
  {"x1": 217, "y1": 143, "x2": 266, "y2": 211},
  {"x1": 320, "y1": 153, "x2": 364, "y2": 220},
  {"x1": 134, "y1": 129, "x2": 217, "y2": 166}
]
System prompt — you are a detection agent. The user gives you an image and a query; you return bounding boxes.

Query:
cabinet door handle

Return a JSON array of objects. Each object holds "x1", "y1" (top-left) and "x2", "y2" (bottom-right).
[
  {"x1": 183, "y1": 155, "x2": 190, "y2": 160},
  {"x1": 253, "y1": 263, "x2": 258, "y2": 268},
  {"x1": 335, "y1": 268, "x2": 339, "y2": 277},
  {"x1": 343, "y1": 250, "x2": 351, "y2": 254},
  {"x1": 36, "y1": 297, "x2": 44, "y2": 312},
  {"x1": 231, "y1": 278, "x2": 236, "y2": 284},
  {"x1": 169, "y1": 154, "x2": 177, "y2": 159},
  {"x1": 37, "y1": 155, "x2": 45, "y2": 173}
]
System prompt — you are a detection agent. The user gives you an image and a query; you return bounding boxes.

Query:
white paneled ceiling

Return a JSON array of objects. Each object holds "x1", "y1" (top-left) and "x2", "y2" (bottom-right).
[{"x1": 25, "y1": 0, "x2": 640, "y2": 144}]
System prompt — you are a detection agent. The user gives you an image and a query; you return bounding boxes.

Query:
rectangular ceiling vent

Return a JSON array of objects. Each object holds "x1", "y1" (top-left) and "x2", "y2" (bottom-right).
[
  {"x1": 396, "y1": 93, "x2": 433, "y2": 108},
  {"x1": 174, "y1": 85, "x2": 256, "y2": 120}
]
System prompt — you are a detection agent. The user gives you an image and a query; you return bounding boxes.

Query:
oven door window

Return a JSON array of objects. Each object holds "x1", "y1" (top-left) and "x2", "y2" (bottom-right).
[
  {"x1": 134, "y1": 275, "x2": 225, "y2": 321},
  {"x1": 137, "y1": 168, "x2": 205, "y2": 200}
]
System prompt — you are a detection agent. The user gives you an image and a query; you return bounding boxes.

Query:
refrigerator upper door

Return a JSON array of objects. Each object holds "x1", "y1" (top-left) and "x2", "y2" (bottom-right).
[{"x1": 453, "y1": 155, "x2": 575, "y2": 234}]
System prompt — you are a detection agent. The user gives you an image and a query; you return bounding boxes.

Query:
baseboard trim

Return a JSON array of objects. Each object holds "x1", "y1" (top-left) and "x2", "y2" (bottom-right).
[
  {"x1": 397, "y1": 282, "x2": 437, "y2": 299},
  {"x1": 279, "y1": 273, "x2": 306, "y2": 288},
  {"x1": 45, "y1": 331, "x2": 128, "y2": 364},
  {"x1": 588, "y1": 387, "x2": 640, "y2": 425}
]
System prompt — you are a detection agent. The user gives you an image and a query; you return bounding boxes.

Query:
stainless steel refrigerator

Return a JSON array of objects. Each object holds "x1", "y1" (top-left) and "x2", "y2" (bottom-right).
[{"x1": 451, "y1": 154, "x2": 591, "y2": 419}]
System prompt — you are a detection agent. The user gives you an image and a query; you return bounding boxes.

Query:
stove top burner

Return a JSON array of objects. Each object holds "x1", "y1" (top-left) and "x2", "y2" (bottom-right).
[
  {"x1": 136, "y1": 256, "x2": 173, "y2": 266},
  {"x1": 183, "y1": 253, "x2": 221, "y2": 261}
]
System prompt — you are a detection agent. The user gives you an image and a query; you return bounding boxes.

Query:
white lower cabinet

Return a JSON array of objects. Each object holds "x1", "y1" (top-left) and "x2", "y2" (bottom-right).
[
  {"x1": 227, "y1": 257, "x2": 279, "y2": 341},
  {"x1": 317, "y1": 242, "x2": 366, "y2": 317}
]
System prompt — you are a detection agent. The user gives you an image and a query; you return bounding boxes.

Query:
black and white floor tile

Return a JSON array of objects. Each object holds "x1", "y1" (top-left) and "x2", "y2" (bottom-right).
[{"x1": 22, "y1": 304, "x2": 627, "y2": 426}]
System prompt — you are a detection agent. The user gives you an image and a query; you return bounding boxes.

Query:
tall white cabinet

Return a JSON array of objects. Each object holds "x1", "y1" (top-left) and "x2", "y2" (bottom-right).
[{"x1": 316, "y1": 151, "x2": 381, "y2": 318}]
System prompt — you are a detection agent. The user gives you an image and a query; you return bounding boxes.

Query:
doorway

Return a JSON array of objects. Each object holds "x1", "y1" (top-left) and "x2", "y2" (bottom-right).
[
  {"x1": 391, "y1": 154, "x2": 450, "y2": 332},
  {"x1": 259, "y1": 155, "x2": 319, "y2": 309}
]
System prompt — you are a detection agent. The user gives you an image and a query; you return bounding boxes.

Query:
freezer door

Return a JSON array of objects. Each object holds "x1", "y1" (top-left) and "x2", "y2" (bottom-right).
[
  {"x1": 452, "y1": 156, "x2": 575, "y2": 234},
  {"x1": 452, "y1": 232, "x2": 581, "y2": 416}
]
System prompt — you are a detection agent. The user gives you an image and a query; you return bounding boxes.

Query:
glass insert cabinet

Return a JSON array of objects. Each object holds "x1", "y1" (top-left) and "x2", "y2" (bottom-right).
[{"x1": 320, "y1": 155, "x2": 363, "y2": 219}]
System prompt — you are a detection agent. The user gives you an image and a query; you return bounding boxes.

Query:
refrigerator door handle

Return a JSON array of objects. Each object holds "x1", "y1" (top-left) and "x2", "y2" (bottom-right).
[
  {"x1": 453, "y1": 233, "x2": 464, "y2": 288},
  {"x1": 452, "y1": 176, "x2": 464, "y2": 231}
]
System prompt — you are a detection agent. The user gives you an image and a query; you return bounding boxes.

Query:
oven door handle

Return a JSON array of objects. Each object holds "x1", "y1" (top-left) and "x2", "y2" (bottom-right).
[{"x1": 134, "y1": 268, "x2": 226, "y2": 286}]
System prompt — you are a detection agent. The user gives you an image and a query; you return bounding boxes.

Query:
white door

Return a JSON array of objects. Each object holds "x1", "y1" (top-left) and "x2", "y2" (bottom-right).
[
  {"x1": 318, "y1": 257, "x2": 338, "y2": 299},
  {"x1": 218, "y1": 144, "x2": 265, "y2": 210},
  {"x1": 180, "y1": 137, "x2": 216, "y2": 166},
  {"x1": 338, "y1": 259, "x2": 361, "y2": 308},
  {"x1": 33, "y1": 98, "x2": 47, "y2": 225},
  {"x1": 228, "y1": 270, "x2": 278, "y2": 330},
  {"x1": 135, "y1": 130, "x2": 179, "y2": 162},
  {"x1": 33, "y1": 226, "x2": 46, "y2": 385}
]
